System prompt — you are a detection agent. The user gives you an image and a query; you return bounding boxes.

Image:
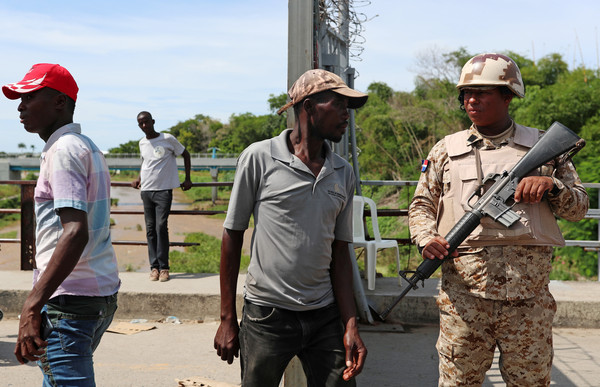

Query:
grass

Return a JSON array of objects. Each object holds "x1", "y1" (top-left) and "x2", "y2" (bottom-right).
[
  {"x1": 0, "y1": 184, "x2": 21, "y2": 229},
  {"x1": 2, "y1": 173, "x2": 596, "y2": 280},
  {"x1": 354, "y1": 244, "x2": 428, "y2": 279},
  {"x1": 0, "y1": 230, "x2": 17, "y2": 239},
  {"x1": 170, "y1": 232, "x2": 250, "y2": 274},
  {"x1": 354, "y1": 186, "x2": 598, "y2": 281},
  {"x1": 109, "y1": 170, "x2": 242, "y2": 273}
]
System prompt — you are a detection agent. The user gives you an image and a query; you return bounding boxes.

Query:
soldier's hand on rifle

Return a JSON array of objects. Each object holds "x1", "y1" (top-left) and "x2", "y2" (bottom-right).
[
  {"x1": 514, "y1": 176, "x2": 554, "y2": 204},
  {"x1": 422, "y1": 236, "x2": 459, "y2": 260}
]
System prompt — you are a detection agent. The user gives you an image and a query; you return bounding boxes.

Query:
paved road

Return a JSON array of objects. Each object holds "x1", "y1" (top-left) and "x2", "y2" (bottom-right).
[{"x1": 1, "y1": 318, "x2": 599, "y2": 387}]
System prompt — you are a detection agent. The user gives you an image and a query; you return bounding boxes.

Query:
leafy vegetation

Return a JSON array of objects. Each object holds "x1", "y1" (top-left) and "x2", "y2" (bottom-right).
[
  {"x1": 352, "y1": 49, "x2": 599, "y2": 280},
  {"x1": 0, "y1": 230, "x2": 17, "y2": 239},
  {"x1": 0, "y1": 185, "x2": 21, "y2": 228},
  {"x1": 105, "y1": 48, "x2": 600, "y2": 279},
  {"x1": 107, "y1": 140, "x2": 139, "y2": 154},
  {"x1": 170, "y1": 232, "x2": 250, "y2": 273}
]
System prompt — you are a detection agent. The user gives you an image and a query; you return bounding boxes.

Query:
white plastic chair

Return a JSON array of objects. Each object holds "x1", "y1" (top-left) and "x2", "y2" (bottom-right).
[{"x1": 352, "y1": 196, "x2": 401, "y2": 290}]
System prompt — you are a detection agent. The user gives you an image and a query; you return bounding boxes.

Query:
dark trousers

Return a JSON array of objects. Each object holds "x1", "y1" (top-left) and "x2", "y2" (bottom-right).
[
  {"x1": 239, "y1": 300, "x2": 355, "y2": 387},
  {"x1": 141, "y1": 189, "x2": 172, "y2": 270}
]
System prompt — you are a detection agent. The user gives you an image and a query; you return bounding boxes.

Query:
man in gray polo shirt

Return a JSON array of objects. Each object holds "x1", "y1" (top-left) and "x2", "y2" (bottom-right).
[{"x1": 214, "y1": 69, "x2": 368, "y2": 386}]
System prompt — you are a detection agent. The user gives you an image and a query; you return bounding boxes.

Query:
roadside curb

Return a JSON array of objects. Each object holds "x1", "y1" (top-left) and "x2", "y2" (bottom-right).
[{"x1": 2, "y1": 272, "x2": 599, "y2": 328}]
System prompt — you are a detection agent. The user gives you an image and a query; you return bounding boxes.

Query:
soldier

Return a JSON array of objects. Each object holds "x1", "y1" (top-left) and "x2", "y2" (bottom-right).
[{"x1": 408, "y1": 53, "x2": 589, "y2": 386}]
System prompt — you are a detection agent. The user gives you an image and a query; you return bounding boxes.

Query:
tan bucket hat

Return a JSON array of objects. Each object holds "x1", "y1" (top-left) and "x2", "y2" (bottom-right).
[{"x1": 277, "y1": 69, "x2": 368, "y2": 115}]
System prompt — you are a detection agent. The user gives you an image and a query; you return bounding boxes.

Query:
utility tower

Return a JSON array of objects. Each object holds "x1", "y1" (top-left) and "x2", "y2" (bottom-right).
[
  {"x1": 286, "y1": 0, "x2": 362, "y2": 162},
  {"x1": 283, "y1": 2, "x2": 373, "y2": 386}
]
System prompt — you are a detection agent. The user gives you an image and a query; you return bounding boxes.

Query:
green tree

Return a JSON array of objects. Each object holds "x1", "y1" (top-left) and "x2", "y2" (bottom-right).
[
  {"x1": 108, "y1": 140, "x2": 139, "y2": 154},
  {"x1": 268, "y1": 93, "x2": 289, "y2": 113},
  {"x1": 210, "y1": 93, "x2": 287, "y2": 153},
  {"x1": 536, "y1": 53, "x2": 569, "y2": 86},
  {"x1": 168, "y1": 114, "x2": 223, "y2": 153},
  {"x1": 357, "y1": 77, "x2": 464, "y2": 181},
  {"x1": 511, "y1": 68, "x2": 600, "y2": 131}
]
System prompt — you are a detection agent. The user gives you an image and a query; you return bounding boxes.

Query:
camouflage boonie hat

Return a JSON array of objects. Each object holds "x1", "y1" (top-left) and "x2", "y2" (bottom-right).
[
  {"x1": 457, "y1": 53, "x2": 525, "y2": 98},
  {"x1": 277, "y1": 69, "x2": 368, "y2": 115}
]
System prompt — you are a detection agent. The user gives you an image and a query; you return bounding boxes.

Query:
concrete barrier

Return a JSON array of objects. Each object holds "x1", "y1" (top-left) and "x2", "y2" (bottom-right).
[{"x1": 2, "y1": 271, "x2": 600, "y2": 328}]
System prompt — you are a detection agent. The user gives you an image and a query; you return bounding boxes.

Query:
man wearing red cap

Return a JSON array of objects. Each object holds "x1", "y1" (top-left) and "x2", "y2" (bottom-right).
[
  {"x1": 214, "y1": 69, "x2": 368, "y2": 386},
  {"x1": 3, "y1": 63, "x2": 120, "y2": 386}
]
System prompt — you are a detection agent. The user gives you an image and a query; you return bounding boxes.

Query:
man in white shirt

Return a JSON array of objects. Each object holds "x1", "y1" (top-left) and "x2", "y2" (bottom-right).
[{"x1": 132, "y1": 111, "x2": 192, "y2": 282}]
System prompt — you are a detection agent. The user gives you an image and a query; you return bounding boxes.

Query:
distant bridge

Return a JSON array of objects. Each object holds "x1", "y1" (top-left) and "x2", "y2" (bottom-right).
[{"x1": 0, "y1": 153, "x2": 238, "y2": 180}]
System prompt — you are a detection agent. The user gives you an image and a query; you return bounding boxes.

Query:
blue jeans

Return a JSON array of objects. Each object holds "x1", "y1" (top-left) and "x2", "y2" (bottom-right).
[
  {"x1": 239, "y1": 300, "x2": 355, "y2": 387},
  {"x1": 141, "y1": 189, "x2": 173, "y2": 270},
  {"x1": 39, "y1": 293, "x2": 118, "y2": 387}
]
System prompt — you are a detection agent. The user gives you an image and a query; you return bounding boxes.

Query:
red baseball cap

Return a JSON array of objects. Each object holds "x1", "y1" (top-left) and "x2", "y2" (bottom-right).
[{"x1": 2, "y1": 63, "x2": 79, "y2": 101}]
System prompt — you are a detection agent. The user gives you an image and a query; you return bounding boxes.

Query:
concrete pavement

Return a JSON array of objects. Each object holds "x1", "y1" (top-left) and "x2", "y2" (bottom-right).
[
  {"x1": 2, "y1": 271, "x2": 600, "y2": 327},
  {"x1": 2, "y1": 271, "x2": 600, "y2": 386},
  {"x1": 1, "y1": 319, "x2": 600, "y2": 386}
]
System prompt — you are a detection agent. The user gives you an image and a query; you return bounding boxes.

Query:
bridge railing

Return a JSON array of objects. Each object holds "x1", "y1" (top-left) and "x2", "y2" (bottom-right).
[
  {"x1": 103, "y1": 153, "x2": 239, "y2": 159},
  {"x1": 0, "y1": 180, "x2": 233, "y2": 270},
  {"x1": 2, "y1": 179, "x2": 599, "y2": 279},
  {"x1": 361, "y1": 180, "x2": 600, "y2": 281},
  {"x1": 0, "y1": 153, "x2": 240, "y2": 159}
]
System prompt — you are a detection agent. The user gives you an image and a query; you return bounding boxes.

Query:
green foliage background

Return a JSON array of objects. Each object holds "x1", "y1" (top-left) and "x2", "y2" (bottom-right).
[
  {"x1": 170, "y1": 232, "x2": 250, "y2": 274},
  {"x1": 108, "y1": 48, "x2": 599, "y2": 280}
]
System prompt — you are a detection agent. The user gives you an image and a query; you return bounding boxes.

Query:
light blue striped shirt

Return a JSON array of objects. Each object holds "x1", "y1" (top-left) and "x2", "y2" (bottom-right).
[{"x1": 33, "y1": 123, "x2": 120, "y2": 298}]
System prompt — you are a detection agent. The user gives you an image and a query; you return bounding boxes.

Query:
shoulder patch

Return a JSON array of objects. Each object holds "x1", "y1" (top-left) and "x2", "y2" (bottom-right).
[{"x1": 421, "y1": 159, "x2": 430, "y2": 172}]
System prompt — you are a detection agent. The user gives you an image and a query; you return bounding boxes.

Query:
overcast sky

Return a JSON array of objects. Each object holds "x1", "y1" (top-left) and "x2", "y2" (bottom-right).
[{"x1": 0, "y1": 0, "x2": 598, "y2": 153}]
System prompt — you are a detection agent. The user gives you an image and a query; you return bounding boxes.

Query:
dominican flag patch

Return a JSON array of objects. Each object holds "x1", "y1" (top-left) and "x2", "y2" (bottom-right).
[{"x1": 421, "y1": 159, "x2": 430, "y2": 172}]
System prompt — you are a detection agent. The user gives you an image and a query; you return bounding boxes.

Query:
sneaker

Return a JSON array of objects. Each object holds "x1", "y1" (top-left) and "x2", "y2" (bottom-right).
[
  {"x1": 149, "y1": 268, "x2": 159, "y2": 281},
  {"x1": 159, "y1": 270, "x2": 170, "y2": 282}
]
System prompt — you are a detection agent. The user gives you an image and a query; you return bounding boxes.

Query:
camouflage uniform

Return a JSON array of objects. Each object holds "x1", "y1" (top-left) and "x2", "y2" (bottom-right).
[{"x1": 408, "y1": 124, "x2": 588, "y2": 386}]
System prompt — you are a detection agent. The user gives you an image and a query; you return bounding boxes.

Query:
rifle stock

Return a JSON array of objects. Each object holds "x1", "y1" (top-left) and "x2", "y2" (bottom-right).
[{"x1": 376, "y1": 121, "x2": 585, "y2": 321}]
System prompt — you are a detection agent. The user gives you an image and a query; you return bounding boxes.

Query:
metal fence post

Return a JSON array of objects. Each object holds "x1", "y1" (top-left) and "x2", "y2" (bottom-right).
[{"x1": 20, "y1": 183, "x2": 35, "y2": 270}]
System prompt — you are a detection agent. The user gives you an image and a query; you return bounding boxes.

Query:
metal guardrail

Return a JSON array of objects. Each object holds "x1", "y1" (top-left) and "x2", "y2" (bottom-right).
[
  {"x1": 0, "y1": 153, "x2": 240, "y2": 159},
  {"x1": 2, "y1": 179, "x2": 599, "y2": 277},
  {"x1": 362, "y1": 180, "x2": 600, "y2": 281},
  {"x1": 0, "y1": 180, "x2": 233, "y2": 270},
  {"x1": 103, "y1": 153, "x2": 239, "y2": 159}
]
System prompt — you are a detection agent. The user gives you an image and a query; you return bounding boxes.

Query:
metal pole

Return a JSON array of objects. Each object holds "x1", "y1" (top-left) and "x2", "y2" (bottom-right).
[
  {"x1": 286, "y1": 0, "x2": 315, "y2": 129},
  {"x1": 346, "y1": 68, "x2": 361, "y2": 196},
  {"x1": 283, "y1": 3, "x2": 315, "y2": 384},
  {"x1": 20, "y1": 184, "x2": 35, "y2": 270}
]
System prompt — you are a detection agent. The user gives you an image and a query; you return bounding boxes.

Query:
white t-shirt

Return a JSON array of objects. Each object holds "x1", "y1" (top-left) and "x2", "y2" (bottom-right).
[{"x1": 139, "y1": 133, "x2": 185, "y2": 191}]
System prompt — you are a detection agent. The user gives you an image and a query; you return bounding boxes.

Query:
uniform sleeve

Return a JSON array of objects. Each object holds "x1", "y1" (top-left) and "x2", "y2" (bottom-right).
[
  {"x1": 223, "y1": 146, "x2": 261, "y2": 231},
  {"x1": 547, "y1": 159, "x2": 589, "y2": 221},
  {"x1": 408, "y1": 140, "x2": 448, "y2": 248}
]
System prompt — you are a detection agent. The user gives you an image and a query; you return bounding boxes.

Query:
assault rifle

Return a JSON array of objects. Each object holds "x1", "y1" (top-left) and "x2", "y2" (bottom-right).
[{"x1": 375, "y1": 121, "x2": 585, "y2": 321}]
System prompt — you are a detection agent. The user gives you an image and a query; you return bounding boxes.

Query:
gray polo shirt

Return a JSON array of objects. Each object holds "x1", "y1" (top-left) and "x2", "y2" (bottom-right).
[{"x1": 224, "y1": 129, "x2": 355, "y2": 311}]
